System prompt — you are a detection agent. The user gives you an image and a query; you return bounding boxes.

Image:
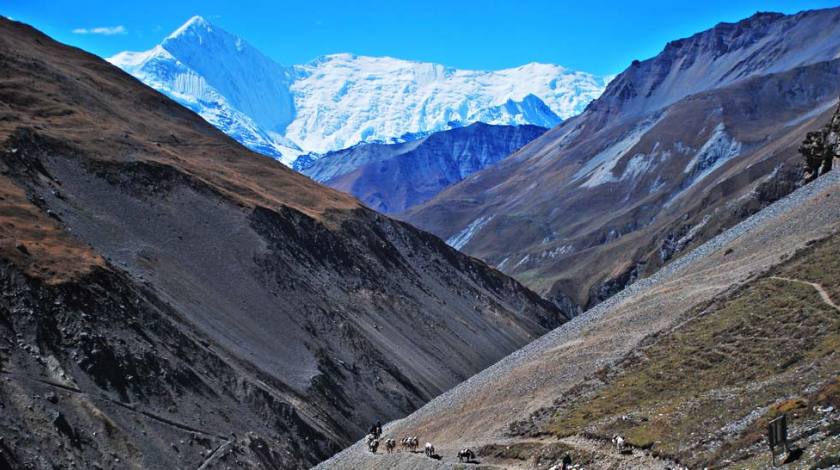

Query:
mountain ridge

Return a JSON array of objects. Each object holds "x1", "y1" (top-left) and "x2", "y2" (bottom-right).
[
  {"x1": 318, "y1": 154, "x2": 840, "y2": 470},
  {"x1": 403, "y1": 6, "x2": 840, "y2": 311},
  {"x1": 299, "y1": 122, "x2": 548, "y2": 214},
  {"x1": 0, "y1": 16, "x2": 564, "y2": 469},
  {"x1": 587, "y1": 7, "x2": 840, "y2": 122},
  {"x1": 109, "y1": 16, "x2": 609, "y2": 163}
]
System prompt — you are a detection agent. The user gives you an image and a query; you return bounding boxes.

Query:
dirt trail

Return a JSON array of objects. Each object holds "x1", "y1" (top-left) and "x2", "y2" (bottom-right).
[
  {"x1": 557, "y1": 435, "x2": 680, "y2": 470},
  {"x1": 359, "y1": 434, "x2": 681, "y2": 469},
  {"x1": 769, "y1": 276, "x2": 840, "y2": 312}
]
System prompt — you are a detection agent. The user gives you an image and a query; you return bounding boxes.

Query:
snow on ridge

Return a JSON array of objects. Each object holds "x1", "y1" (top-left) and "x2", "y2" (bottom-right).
[
  {"x1": 575, "y1": 114, "x2": 664, "y2": 188},
  {"x1": 166, "y1": 15, "x2": 211, "y2": 40},
  {"x1": 683, "y1": 123, "x2": 743, "y2": 180},
  {"x1": 663, "y1": 123, "x2": 744, "y2": 208},
  {"x1": 107, "y1": 40, "x2": 301, "y2": 164},
  {"x1": 446, "y1": 215, "x2": 495, "y2": 250},
  {"x1": 109, "y1": 17, "x2": 609, "y2": 164},
  {"x1": 286, "y1": 53, "x2": 604, "y2": 153}
]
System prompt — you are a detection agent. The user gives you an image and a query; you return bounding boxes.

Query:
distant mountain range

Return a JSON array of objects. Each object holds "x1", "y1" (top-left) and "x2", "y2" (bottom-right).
[
  {"x1": 109, "y1": 16, "x2": 609, "y2": 164},
  {"x1": 404, "y1": 7, "x2": 840, "y2": 315},
  {"x1": 297, "y1": 122, "x2": 547, "y2": 214}
]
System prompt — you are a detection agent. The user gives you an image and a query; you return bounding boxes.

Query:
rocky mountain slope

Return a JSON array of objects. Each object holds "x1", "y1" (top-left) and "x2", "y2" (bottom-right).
[
  {"x1": 297, "y1": 123, "x2": 547, "y2": 214},
  {"x1": 0, "y1": 18, "x2": 566, "y2": 469},
  {"x1": 317, "y1": 137, "x2": 840, "y2": 470},
  {"x1": 404, "y1": 7, "x2": 840, "y2": 314},
  {"x1": 109, "y1": 16, "x2": 609, "y2": 163}
]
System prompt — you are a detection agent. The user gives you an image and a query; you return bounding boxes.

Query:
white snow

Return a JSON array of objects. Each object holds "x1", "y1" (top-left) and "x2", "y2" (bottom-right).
[
  {"x1": 621, "y1": 153, "x2": 655, "y2": 180},
  {"x1": 649, "y1": 176, "x2": 666, "y2": 193},
  {"x1": 575, "y1": 114, "x2": 663, "y2": 188},
  {"x1": 109, "y1": 21, "x2": 301, "y2": 163},
  {"x1": 109, "y1": 17, "x2": 609, "y2": 164},
  {"x1": 513, "y1": 254, "x2": 531, "y2": 269},
  {"x1": 288, "y1": 55, "x2": 607, "y2": 154},
  {"x1": 446, "y1": 215, "x2": 495, "y2": 250},
  {"x1": 664, "y1": 123, "x2": 743, "y2": 207},
  {"x1": 538, "y1": 245, "x2": 574, "y2": 260},
  {"x1": 683, "y1": 123, "x2": 743, "y2": 182}
]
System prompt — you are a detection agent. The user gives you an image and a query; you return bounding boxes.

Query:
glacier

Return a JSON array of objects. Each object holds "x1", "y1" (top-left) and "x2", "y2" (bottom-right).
[{"x1": 110, "y1": 16, "x2": 610, "y2": 166}]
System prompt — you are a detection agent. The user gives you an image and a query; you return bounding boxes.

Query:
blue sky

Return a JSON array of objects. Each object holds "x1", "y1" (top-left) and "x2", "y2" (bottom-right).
[{"x1": 3, "y1": 0, "x2": 838, "y2": 75}]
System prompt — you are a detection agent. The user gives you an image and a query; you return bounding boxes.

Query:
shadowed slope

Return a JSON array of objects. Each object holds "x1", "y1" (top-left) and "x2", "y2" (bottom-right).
[
  {"x1": 0, "y1": 18, "x2": 564, "y2": 469},
  {"x1": 300, "y1": 123, "x2": 547, "y2": 214}
]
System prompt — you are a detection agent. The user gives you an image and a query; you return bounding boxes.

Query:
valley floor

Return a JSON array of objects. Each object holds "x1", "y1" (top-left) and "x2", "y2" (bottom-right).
[{"x1": 316, "y1": 169, "x2": 840, "y2": 469}]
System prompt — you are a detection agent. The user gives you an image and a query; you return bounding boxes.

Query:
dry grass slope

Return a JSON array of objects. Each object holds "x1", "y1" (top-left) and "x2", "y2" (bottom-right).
[
  {"x1": 548, "y1": 233, "x2": 840, "y2": 468},
  {"x1": 317, "y1": 167, "x2": 840, "y2": 470}
]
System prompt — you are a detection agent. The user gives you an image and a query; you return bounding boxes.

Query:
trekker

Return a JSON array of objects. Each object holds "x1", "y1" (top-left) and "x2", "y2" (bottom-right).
[{"x1": 561, "y1": 454, "x2": 572, "y2": 470}]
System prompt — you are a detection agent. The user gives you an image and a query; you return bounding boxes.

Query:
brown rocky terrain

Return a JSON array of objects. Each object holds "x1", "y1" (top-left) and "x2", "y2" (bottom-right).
[
  {"x1": 0, "y1": 17, "x2": 565, "y2": 469},
  {"x1": 318, "y1": 136, "x2": 840, "y2": 470},
  {"x1": 403, "y1": 7, "x2": 840, "y2": 316}
]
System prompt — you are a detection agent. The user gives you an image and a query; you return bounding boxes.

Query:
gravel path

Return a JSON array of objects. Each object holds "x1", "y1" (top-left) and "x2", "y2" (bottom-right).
[
  {"x1": 770, "y1": 276, "x2": 840, "y2": 312},
  {"x1": 558, "y1": 435, "x2": 679, "y2": 470},
  {"x1": 315, "y1": 169, "x2": 840, "y2": 470}
]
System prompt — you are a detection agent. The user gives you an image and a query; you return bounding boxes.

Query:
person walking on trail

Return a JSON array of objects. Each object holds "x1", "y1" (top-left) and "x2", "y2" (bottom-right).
[
  {"x1": 375, "y1": 420, "x2": 382, "y2": 439},
  {"x1": 561, "y1": 454, "x2": 572, "y2": 470}
]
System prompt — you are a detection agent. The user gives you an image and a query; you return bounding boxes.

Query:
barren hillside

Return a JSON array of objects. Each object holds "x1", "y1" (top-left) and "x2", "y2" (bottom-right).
[
  {"x1": 0, "y1": 18, "x2": 565, "y2": 469},
  {"x1": 319, "y1": 165, "x2": 840, "y2": 468},
  {"x1": 404, "y1": 8, "x2": 840, "y2": 317}
]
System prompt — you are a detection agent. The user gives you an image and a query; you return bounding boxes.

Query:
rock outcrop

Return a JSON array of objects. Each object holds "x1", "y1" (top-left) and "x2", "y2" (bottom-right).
[{"x1": 801, "y1": 97, "x2": 840, "y2": 181}]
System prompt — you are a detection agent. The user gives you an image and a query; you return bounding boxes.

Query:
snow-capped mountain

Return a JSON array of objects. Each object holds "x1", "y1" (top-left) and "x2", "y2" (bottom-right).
[
  {"x1": 110, "y1": 17, "x2": 301, "y2": 159},
  {"x1": 109, "y1": 16, "x2": 609, "y2": 165},
  {"x1": 286, "y1": 54, "x2": 602, "y2": 155}
]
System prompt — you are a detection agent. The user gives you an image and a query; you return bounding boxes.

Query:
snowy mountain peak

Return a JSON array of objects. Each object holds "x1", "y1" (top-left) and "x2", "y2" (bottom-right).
[
  {"x1": 109, "y1": 45, "x2": 171, "y2": 70},
  {"x1": 161, "y1": 15, "x2": 260, "y2": 63},
  {"x1": 110, "y1": 18, "x2": 611, "y2": 164},
  {"x1": 309, "y1": 52, "x2": 359, "y2": 63},
  {"x1": 166, "y1": 15, "x2": 212, "y2": 40}
]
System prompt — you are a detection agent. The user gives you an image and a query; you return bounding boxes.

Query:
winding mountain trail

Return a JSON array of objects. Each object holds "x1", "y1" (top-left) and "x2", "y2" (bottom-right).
[
  {"x1": 770, "y1": 276, "x2": 840, "y2": 312},
  {"x1": 557, "y1": 435, "x2": 680, "y2": 470},
  {"x1": 357, "y1": 434, "x2": 682, "y2": 469}
]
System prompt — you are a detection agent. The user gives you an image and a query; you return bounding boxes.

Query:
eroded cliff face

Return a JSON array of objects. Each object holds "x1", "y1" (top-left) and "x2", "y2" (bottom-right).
[
  {"x1": 0, "y1": 17, "x2": 565, "y2": 469},
  {"x1": 0, "y1": 256, "x2": 338, "y2": 469}
]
